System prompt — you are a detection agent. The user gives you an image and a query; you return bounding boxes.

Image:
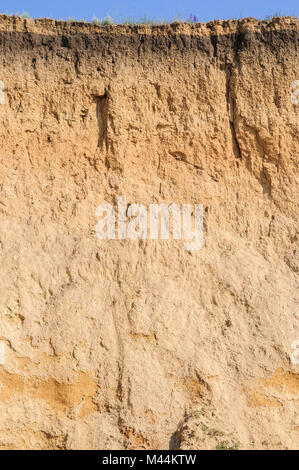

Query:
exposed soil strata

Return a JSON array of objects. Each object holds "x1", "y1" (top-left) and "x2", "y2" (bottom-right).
[{"x1": 0, "y1": 16, "x2": 298, "y2": 449}]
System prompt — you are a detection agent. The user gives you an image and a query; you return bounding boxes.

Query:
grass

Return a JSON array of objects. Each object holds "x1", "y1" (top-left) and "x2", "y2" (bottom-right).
[
  {"x1": 0, "y1": 12, "x2": 201, "y2": 25},
  {"x1": 92, "y1": 14, "x2": 185, "y2": 25},
  {"x1": 201, "y1": 423, "x2": 224, "y2": 437},
  {"x1": 192, "y1": 407, "x2": 206, "y2": 419},
  {"x1": 21, "y1": 12, "x2": 31, "y2": 19},
  {"x1": 265, "y1": 11, "x2": 285, "y2": 20},
  {"x1": 92, "y1": 14, "x2": 115, "y2": 25},
  {"x1": 0, "y1": 11, "x2": 297, "y2": 25},
  {"x1": 198, "y1": 419, "x2": 241, "y2": 449},
  {"x1": 216, "y1": 440, "x2": 241, "y2": 450}
]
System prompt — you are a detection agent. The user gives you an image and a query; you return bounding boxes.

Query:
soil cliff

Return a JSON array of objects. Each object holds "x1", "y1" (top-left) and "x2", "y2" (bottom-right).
[{"x1": 0, "y1": 15, "x2": 298, "y2": 449}]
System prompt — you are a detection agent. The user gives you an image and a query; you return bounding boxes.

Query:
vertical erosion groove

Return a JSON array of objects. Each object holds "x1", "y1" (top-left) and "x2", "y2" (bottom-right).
[
  {"x1": 225, "y1": 64, "x2": 242, "y2": 159},
  {"x1": 94, "y1": 93, "x2": 108, "y2": 149}
]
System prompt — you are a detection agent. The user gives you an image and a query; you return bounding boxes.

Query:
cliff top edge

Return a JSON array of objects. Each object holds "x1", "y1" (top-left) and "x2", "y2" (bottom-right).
[{"x1": 0, "y1": 14, "x2": 298, "y2": 36}]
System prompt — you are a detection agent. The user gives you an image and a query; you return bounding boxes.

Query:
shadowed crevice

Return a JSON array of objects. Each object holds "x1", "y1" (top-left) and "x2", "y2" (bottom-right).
[{"x1": 94, "y1": 93, "x2": 108, "y2": 149}]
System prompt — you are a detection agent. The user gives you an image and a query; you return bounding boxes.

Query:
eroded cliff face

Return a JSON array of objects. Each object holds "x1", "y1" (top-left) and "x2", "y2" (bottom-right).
[{"x1": 0, "y1": 15, "x2": 298, "y2": 450}]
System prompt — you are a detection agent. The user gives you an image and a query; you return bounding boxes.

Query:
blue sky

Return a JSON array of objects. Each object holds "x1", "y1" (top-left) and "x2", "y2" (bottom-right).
[{"x1": 0, "y1": 0, "x2": 298, "y2": 22}]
